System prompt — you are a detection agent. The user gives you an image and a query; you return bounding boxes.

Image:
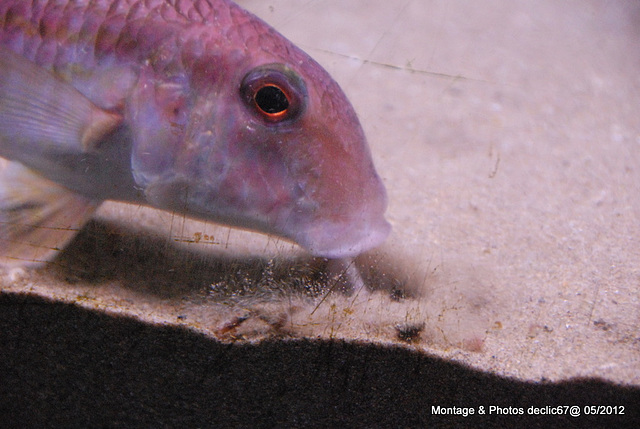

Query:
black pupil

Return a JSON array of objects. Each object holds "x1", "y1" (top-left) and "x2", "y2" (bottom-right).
[{"x1": 255, "y1": 85, "x2": 289, "y2": 114}]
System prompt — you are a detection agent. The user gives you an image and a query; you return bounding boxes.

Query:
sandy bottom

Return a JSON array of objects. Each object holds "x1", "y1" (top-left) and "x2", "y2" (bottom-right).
[{"x1": 2, "y1": 0, "x2": 640, "y2": 426}]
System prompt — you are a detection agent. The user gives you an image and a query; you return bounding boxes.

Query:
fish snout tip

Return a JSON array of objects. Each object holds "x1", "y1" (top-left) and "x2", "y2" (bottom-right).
[{"x1": 300, "y1": 215, "x2": 392, "y2": 259}]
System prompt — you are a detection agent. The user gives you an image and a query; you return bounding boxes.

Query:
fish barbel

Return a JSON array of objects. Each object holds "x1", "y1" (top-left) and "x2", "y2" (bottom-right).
[{"x1": 0, "y1": 0, "x2": 390, "y2": 266}]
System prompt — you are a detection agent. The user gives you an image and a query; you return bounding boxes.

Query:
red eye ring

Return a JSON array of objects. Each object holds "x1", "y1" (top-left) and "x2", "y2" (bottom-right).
[{"x1": 241, "y1": 64, "x2": 307, "y2": 124}]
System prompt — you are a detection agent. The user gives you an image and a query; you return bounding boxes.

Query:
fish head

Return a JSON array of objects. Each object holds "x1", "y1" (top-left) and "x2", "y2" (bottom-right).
[{"x1": 131, "y1": 38, "x2": 389, "y2": 259}]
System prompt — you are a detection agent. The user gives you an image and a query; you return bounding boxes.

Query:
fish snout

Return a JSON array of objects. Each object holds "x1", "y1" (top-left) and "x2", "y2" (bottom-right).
[
  {"x1": 298, "y1": 213, "x2": 391, "y2": 259},
  {"x1": 287, "y1": 173, "x2": 391, "y2": 258}
]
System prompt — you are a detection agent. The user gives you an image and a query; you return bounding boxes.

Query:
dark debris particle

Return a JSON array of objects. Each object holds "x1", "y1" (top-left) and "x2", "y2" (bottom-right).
[
  {"x1": 390, "y1": 286, "x2": 407, "y2": 301},
  {"x1": 395, "y1": 323, "x2": 425, "y2": 343},
  {"x1": 215, "y1": 315, "x2": 251, "y2": 337},
  {"x1": 593, "y1": 319, "x2": 615, "y2": 331}
]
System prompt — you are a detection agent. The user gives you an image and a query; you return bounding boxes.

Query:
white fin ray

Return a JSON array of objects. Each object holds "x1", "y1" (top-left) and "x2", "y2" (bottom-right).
[{"x1": 0, "y1": 159, "x2": 99, "y2": 267}]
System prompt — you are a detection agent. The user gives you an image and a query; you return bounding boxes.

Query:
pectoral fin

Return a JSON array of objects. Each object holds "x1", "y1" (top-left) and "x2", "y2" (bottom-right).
[
  {"x1": 0, "y1": 159, "x2": 99, "y2": 267},
  {"x1": 0, "y1": 46, "x2": 121, "y2": 158}
]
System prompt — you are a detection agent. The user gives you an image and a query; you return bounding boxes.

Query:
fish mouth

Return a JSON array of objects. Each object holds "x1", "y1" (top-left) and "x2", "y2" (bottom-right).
[{"x1": 290, "y1": 215, "x2": 392, "y2": 259}]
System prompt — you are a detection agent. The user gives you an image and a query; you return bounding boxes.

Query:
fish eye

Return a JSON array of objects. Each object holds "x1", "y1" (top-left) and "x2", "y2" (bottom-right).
[
  {"x1": 241, "y1": 64, "x2": 306, "y2": 124},
  {"x1": 255, "y1": 84, "x2": 289, "y2": 118}
]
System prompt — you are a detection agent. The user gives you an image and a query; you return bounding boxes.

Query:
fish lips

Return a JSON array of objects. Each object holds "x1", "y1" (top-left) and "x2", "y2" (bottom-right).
[{"x1": 291, "y1": 212, "x2": 392, "y2": 259}]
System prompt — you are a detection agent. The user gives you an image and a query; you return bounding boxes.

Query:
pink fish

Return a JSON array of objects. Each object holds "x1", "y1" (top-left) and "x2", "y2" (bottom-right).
[{"x1": 0, "y1": 0, "x2": 390, "y2": 267}]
